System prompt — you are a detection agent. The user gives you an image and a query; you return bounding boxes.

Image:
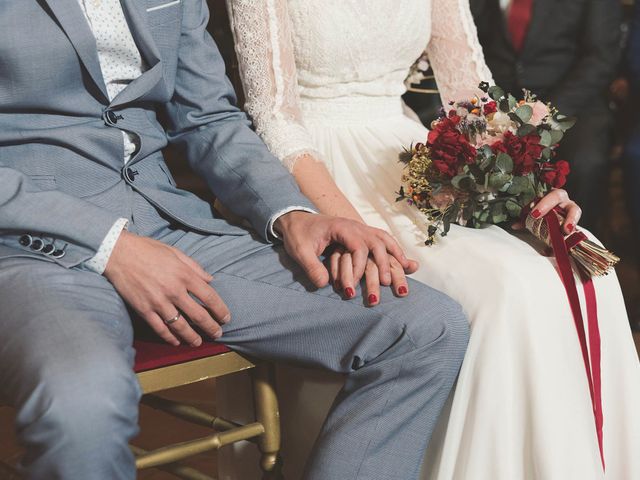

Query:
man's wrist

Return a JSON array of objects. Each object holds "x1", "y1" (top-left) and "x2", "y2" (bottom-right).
[
  {"x1": 273, "y1": 210, "x2": 315, "y2": 238},
  {"x1": 269, "y1": 207, "x2": 317, "y2": 239}
]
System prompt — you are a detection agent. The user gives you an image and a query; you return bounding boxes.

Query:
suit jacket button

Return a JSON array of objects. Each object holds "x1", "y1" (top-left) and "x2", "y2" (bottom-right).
[
  {"x1": 106, "y1": 110, "x2": 118, "y2": 125},
  {"x1": 42, "y1": 244, "x2": 55, "y2": 255},
  {"x1": 30, "y1": 239, "x2": 44, "y2": 252},
  {"x1": 124, "y1": 167, "x2": 138, "y2": 182},
  {"x1": 52, "y1": 249, "x2": 66, "y2": 259},
  {"x1": 19, "y1": 234, "x2": 33, "y2": 247}
]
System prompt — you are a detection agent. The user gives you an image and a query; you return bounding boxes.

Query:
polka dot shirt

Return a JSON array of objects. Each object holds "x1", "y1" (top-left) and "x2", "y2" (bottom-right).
[{"x1": 78, "y1": 0, "x2": 145, "y2": 273}]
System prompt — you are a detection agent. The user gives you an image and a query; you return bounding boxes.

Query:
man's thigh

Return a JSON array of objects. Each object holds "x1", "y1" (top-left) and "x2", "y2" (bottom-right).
[
  {"x1": 0, "y1": 257, "x2": 136, "y2": 405},
  {"x1": 175, "y1": 233, "x2": 462, "y2": 374}
]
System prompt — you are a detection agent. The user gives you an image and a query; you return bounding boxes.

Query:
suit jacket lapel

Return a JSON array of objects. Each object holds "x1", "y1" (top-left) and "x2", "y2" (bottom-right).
[
  {"x1": 521, "y1": 0, "x2": 553, "y2": 55},
  {"x1": 43, "y1": 0, "x2": 109, "y2": 100},
  {"x1": 111, "y1": 0, "x2": 165, "y2": 108}
]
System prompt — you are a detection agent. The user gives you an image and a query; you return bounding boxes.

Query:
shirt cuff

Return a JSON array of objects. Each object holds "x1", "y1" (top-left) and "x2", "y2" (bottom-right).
[
  {"x1": 83, "y1": 218, "x2": 129, "y2": 274},
  {"x1": 267, "y1": 206, "x2": 318, "y2": 240}
]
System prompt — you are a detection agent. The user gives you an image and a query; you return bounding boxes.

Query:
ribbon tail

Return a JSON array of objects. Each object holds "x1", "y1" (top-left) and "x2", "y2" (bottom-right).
[{"x1": 544, "y1": 213, "x2": 605, "y2": 470}]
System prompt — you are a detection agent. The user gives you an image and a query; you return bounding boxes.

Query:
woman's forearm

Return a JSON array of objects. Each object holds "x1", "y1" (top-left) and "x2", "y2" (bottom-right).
[{"x1": 291, "y1": 154, "x2": 364, "y2": 223}]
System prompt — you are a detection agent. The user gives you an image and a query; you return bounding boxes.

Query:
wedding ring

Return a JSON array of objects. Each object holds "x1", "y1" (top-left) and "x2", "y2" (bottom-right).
[{"x1": 164, "y1": 312, "x2": 182, "y2": 326}]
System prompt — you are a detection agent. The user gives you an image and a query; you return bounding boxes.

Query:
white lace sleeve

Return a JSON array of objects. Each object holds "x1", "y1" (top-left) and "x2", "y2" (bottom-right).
[
  {"x1": 426, "y1": 0, "x2": 495, "y2": 105},
  {"x1": 226, "y1": 0, "x2": 319, "y2": 172}
]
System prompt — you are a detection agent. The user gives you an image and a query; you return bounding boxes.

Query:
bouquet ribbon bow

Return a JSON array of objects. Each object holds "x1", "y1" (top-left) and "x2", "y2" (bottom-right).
[{"x1": 523, "y1": 206, "x2": 604, "y2": 469}]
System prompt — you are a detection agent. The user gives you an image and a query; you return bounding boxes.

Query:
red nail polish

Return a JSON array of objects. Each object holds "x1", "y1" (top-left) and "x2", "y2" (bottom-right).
[
  {"x1": 566, "y1": 223, "x2": 575, "y2": 233},
  {"x1": 398, "y1": 285, "x2": 408, "y2": 295},
  {"x1": 531, "y1": 209, "x2": 542, "y2": 219},
  {"x1": 368, "y1": 294, "x2": 378, "y2": 305},
  {"x1": 345, "y1": 287, "x2": 355, "y2": 298}
]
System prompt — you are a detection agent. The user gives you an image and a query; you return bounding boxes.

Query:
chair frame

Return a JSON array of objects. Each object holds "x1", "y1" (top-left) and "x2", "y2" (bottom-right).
[{"x1": 0, "y1": 351, "x2": 283, "y2": 480}]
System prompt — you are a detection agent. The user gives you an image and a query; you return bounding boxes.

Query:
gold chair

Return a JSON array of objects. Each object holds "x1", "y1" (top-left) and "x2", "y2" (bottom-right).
[{"x1": 0, "y1": 340, "x2": 283, "y2": 480}]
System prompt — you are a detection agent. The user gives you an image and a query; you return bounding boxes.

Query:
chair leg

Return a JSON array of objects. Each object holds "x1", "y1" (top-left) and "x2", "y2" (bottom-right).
[{"x1": 251, "y1": 363, "x2": 283, "y2": 479}]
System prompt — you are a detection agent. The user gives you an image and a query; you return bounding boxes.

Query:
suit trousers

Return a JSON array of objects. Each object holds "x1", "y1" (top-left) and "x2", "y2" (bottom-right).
[{"x1": 0, "y1": 225, "x2": 468, "y2": 480}]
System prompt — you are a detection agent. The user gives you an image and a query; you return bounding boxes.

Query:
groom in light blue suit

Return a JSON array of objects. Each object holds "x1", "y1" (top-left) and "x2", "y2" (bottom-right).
[{"x1": 0, "y1": 1, "x2": 469, "y2": 479}]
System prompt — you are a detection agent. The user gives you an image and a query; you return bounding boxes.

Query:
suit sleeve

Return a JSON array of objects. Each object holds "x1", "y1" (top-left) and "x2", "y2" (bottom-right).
[
  {"x1": 0, "y1": 167, "x2": 124, "y2": 267},
  {"x1": 161, "y1": 0, "x2": 316, "y2": 241},
  {"x1": 547, "y1": 0, "x2": 622, "y2": 115}
]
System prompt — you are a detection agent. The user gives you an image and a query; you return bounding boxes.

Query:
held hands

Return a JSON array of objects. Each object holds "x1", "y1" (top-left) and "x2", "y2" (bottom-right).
[
  {"x1": 104, "y1": 231, "x2": 230, "y2": 347},
  {"x1": 513, "y1": 188, "x2": 582, "y2": 234},
  {"x1": 274, "y1": 211, "x2": 419, "y2": 305}
]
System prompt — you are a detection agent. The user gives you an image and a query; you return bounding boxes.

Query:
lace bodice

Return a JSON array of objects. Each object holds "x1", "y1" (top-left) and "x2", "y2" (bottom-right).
[{"x1": 226, "y1": 0, "x2": 494, "y2": 171}]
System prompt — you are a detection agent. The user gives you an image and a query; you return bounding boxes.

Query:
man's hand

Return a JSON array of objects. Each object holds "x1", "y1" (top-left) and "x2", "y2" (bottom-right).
[
  {"x1": 274, "y1": 212, "x2": 419, "y2": 299},
  {"x1": 104, "y1": 231, "x2": 229, "y2": 346}
]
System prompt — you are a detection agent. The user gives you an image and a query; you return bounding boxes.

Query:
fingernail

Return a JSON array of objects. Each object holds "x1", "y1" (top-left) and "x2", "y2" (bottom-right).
[
  {"x1": 214, "y1": 330, "x2": 223, "y2": 340},
  {"x1": 531, "y1": 209, "x2": 542, "y2": 219},
  {"x1": 344, "y1": 287, "x2": 355, "y2": 299},
  {"x1": 566, "y1": 223, "x2": 575, "y2": 233},
  {"x1": 368, "y1": 294, "x2": 378, "y2": 305},
  {"x1": 398, "y1": 285, "x2": 408, "y2": 295},
  {"x1": 191, "y1": 338, "x2": 203, "y2": 347},
  {"x1": 222, "y1": 314, "x2": 231, "y2": 324}
]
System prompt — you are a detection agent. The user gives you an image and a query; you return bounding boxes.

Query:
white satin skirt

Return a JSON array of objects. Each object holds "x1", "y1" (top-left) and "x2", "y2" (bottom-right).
[{"x1": 217, "y1": 96, "x2": 640, "y2": 480}]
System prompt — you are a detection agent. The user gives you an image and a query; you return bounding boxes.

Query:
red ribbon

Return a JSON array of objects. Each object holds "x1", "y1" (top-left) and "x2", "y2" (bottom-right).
[{"x1": 544, "y1": 211, "x2": 605, "y2": 469}]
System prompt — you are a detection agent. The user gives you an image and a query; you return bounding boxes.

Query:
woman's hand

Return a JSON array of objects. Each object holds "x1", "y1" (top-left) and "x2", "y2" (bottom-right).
[
  {"x1": 328, "y1": 246, "x2": 419, "y2": 306},
  {"x1": 514, "y1": 189, "x2": 582, "y2": 235}
]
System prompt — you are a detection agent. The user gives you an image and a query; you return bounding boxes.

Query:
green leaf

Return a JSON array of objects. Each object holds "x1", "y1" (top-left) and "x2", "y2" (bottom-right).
[
  {"x1": 495, "y1": 152, "x2": 514, "y2": 174},
  {"x1": 539, "y1": 130, "x2": 552, "y2": 147},
  {"x1": 508, "y1": 112, "x2": 524, "y2": 126},
  {"x1": 549, "y1": 129, "x2": 564, "y2": 145},
  {"x1": 515, "y1": 105, "x2": 533, "y2": 123},
  {"x1": 451, "y1": 175, "x2": 468, "y2": 189},
  {"x1": 508, "y1": 94, "x2": 518, "y2": 110},
  {"x1": 499, "y1": 98, "x2": 510, "y2": 112},
  {"x1": 488, "y1": 86, "x2": 505, "y2": 101},
  {"x1": 541, "y1": 147, "x2": 552, "y2": 160},
  {"x1": 507, "y1": 176, "x2": 530, "y2": 195},
  {"x1": 554, "y1": 114, "x2": 577, "y2": 131},
  {"x1": 488, "y1": 172, "x2": 512, "y2": 190},
  {"x1": 506, "y1": 200, "x2": 523, "y2": 218},
  {"x1": 517, "y1": 124, "x2": 537, "y2": 137}
]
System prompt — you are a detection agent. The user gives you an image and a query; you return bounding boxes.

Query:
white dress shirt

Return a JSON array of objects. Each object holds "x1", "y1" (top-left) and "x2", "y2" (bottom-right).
[{"x1": 79, "y1": 0, "x2": 313, "y2": 273}]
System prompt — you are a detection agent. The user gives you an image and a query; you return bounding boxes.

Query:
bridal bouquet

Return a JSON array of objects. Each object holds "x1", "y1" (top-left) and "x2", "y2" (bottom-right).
[{"x1": 397, "y1": 82, "x2": 619, "y2": 277}]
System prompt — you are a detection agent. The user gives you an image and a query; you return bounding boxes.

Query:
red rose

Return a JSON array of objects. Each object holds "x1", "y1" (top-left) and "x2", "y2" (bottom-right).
[
  {"x1": 539, "y1": 160, "x2": 571, "y2": 188},
  {"x1": 491, "y1": 131, "x2": 544, "y2": 175},
  {"x1": 483, "y1": 101, "x2": 498, "y2": 115},
  {"x1": 427, "y1": 116, "x2": 477, "y2": 178}
]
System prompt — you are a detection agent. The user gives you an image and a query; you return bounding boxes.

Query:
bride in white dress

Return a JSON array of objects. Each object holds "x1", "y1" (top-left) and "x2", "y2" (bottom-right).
[{"x1": 217, "y1": 1, "x2": 640, "y2": 479}]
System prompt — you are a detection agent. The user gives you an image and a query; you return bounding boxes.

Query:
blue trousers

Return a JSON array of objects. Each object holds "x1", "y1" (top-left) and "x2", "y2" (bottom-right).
[{"x1": 0, "y1": 228, "x2": 468, "y2": 480}]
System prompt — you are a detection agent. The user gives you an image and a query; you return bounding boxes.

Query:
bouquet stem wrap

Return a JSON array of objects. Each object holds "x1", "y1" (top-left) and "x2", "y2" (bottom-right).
[
  {"x1": 525, "y1": 208, "x2": 605, "y2": 469},
  {"x1": 525, "y1": 209, "x2": 620, "y2": 277}
]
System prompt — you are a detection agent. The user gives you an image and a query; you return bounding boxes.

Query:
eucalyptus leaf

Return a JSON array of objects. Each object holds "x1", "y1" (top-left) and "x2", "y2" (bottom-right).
[
  {"x1": 488, "y1": 86, "x2": 505, "y2": 101},
  {"x1": 540, "y1": 130, "x2": 552, "y2": 147},
  {"x1": 508, "y1": 112, "x2": 524, "y2": 126},
  {"x1": 495, "y1": 152, "x2": 514, "y2": 174},
  {"x1": 508, "y1": 94, "x2": 518, "y2": 110},
  {"x1": 506, "y1": 200, "x2": 523, "y2": 217},
  {"x1": 515, "y1": 105, "x2": 533, "y2": 123},
  {"x1": 507, "y1": 176, "x2": 530, "y2": 195},
  {"x1": 451, "y1": 175, "x2": 468, "y2": 189},
  {"x1": 517, "y1": 124, "x2": 537, "y2": 137},
  {"x1": 541, "y1": 147, "x2": 552, "y2": 160},
  {"x1": 488, "y1": 172, "x2": 512, "y2": 190},
  {"x1": 549, "y1": 129, "x2": 564, "y2": 144},
  {"x1": 499, "y1": 98, "x2": 510, "y2": 112}
]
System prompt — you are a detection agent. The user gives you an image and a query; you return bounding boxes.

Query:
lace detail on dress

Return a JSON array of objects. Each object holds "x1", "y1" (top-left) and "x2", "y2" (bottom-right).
[
  {"x1": 427, "y1": 0, "x2": 494, "y2": 105},
  {"x1": 226, "y1": 0, "x2": 319, "y2": 172}
]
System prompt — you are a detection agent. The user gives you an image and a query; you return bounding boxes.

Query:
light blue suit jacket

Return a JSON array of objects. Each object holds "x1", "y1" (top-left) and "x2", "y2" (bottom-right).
[{"x1": 0, "y1": 0, "x2": 314, "y2": 268}]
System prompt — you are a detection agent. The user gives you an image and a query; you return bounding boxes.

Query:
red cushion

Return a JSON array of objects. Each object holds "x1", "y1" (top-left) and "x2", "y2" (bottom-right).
[{"x1": 133, "y1": 340, "x2": 232, "y2": 373}]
